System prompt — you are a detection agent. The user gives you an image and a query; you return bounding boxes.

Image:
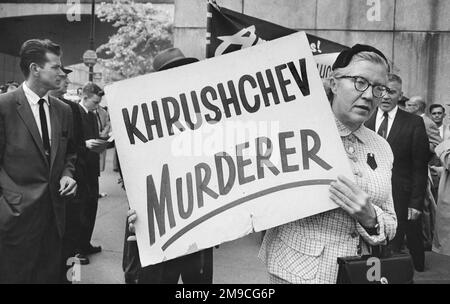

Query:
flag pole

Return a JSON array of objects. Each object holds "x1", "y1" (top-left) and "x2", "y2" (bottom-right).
[{"x1": 206, "y1": 0, "x2": 215, "y2": 58}]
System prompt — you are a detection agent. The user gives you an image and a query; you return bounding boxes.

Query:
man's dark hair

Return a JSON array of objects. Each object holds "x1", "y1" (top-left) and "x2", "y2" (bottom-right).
[
  {"x1": 82, "y1": 82, "x2": 104, "y2": 97},
  {"x1": 6, "y1": 81, "x2": 19, "y2": 87},
  {"x1": 19, "y1": 39, "x2": 61, "y2": 78},
  {"x1": 429, "y1": 104, "x2": 445, "y2": 114}
]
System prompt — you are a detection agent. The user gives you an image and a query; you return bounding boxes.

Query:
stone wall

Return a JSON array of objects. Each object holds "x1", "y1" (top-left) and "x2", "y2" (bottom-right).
[
  {"x1": 0, "y1": 53, "x2": 22, "y2": 84},
  {"x1": 174, "y1": 0, "x2": 450, "y2": 104}
]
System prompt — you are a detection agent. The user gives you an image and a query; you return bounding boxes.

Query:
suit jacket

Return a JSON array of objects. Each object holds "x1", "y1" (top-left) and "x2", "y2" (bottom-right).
[
  {"x1": 0, "y1": 86, "x2": 76, "y2": 237},
  {"x1": 79, "y1": 106, "x2": 100, "y2": 182},
  {"x1": 59, "y1": 97, "x2": 89, "y2": 201},
  {"x1": 366, "y1": 108, "x2": 429, "y2": 219}
]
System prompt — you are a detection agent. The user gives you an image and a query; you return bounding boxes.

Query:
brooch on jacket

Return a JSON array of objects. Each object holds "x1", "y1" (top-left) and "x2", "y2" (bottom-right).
[{"x1": 367, "y1": 153, "x2": 377, "y2": 170}]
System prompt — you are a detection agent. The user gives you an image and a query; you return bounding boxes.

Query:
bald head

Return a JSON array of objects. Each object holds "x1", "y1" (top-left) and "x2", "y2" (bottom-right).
[{"x1": 406, "y1": 96, "x2": 426, "y2": 115}]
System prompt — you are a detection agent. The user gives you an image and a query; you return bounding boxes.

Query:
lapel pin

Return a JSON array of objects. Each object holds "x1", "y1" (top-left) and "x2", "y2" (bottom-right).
[{"x1": 367, "y1": 153, "x2": 377, "y2": 170}]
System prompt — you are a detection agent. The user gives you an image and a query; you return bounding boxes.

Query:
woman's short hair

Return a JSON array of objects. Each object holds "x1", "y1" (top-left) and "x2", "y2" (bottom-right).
[
  {"x1": 19, "y1": 39, "x2": 61, "y2": 78},
  {"x1": 331, "y1": 51, "x2": 390, "y2": 78},
  {"x1": 323, "y1": 51, "x2": 390, "y2": 104}
]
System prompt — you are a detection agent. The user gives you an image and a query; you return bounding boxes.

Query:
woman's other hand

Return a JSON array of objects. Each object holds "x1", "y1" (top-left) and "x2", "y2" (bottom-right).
[
  {"x1": 127, "y1": 209, "x2": 137, "y2": 241},
  {"x1": 329, "y1": 175, "x2": 377, "y2": 228}
]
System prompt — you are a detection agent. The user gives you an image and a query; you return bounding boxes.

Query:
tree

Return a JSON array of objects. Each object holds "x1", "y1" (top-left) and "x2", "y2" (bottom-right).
[{"x1": 96, "y1": 0, "x2": 173, "y2": 82}]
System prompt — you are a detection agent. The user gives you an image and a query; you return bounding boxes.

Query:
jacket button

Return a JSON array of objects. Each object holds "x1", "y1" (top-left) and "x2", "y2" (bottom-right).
[{"x1": 353, "y1": 171, "x2": 362, "y2": 177}]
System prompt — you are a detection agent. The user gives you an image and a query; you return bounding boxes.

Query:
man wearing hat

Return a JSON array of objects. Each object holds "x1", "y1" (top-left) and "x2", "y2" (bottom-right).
[
  {"x1": 125, "y1": 48, "x2": 213, "y2": 284},
  {"x1": 366, "y1": 73, "x2": 429, "y2": 271},
  {"x1": 78, "y1": 82, "x2": 108, "y2": 259}
]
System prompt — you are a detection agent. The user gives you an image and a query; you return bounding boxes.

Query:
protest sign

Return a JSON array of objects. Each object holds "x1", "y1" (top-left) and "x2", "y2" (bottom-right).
[{"x1": 106, "y1": 32, "x2": 353, "y2": 266}]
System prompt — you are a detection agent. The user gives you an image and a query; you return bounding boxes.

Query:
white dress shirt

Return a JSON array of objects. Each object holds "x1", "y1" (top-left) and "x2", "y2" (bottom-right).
[
  {"x1": 375, "y1": 106, "x2": 398, "y2": 138},
  {"x1": 439, "y1": 124, "x2": 444, "y2": 139},
  {"x1": 80, "y1": 102, "x2": 89, "y2": 114},
  {"x1": 22, "y1": 82, "x2": 52, "y2": 145}
]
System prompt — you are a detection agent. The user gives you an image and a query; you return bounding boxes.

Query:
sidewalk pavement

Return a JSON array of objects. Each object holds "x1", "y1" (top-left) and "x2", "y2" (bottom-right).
[{"x1": 76, "y1": 148, "x2": 450, "y2": 284}]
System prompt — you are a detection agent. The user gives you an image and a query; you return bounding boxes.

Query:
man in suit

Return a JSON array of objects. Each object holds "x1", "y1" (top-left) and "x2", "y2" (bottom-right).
[
  {"x1": 405, "y1": 96, "x2": 442, "y2": 251},
  {"x1": 429, "y1": 104, "x2": 446, "y2": 196},
  {"x1": 406, "y1": 96, "x2": 441, "y2": 152},
  {"x1": 78, "y1": 82, "x2": 108, "y2": 257},
  {"x1": 429, "y1": 104, "x2": 446, "y2": 140},
  {"x1": 49, "y1": 68, "x2": 90, "y2": 280},
  {"x1": 365, "y1": 73, "x2": 429, "y2": 271},
  {"x1": 0, "y1": 39, "x2": 77, "y2": 283}
]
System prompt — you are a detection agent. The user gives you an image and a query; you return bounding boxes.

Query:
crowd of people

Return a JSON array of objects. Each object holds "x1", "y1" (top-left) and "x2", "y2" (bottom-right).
[
  {"x1": 0, "y1": 37, "x2": 449, "y2": 284},
  {"x1": 0, "y1": 81, "x2": 19, "y2": 94}
]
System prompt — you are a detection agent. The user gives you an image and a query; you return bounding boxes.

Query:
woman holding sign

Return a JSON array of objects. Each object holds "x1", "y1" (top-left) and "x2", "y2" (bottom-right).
[{"x1": 259, "y1": 44, "x2": 397, "y2": 284}]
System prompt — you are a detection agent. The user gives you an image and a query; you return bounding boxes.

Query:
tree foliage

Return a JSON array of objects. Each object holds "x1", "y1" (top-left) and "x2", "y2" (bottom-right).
[{"x1": 96, "y1": 0, "x2": 173, "y2": 82}]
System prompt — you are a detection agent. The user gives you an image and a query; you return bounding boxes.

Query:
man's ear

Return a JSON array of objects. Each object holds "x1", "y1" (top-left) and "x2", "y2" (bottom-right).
[
  {"x1": 330, "y1": 77, "x2": 338, "y2": 95},
  {"x1": 29, "y1": 63, "x2": 40, "y2": 76}
]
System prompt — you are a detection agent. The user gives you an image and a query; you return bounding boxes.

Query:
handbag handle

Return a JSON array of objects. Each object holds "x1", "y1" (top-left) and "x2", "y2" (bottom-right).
[{"x1": 371, "y1": 237, "x2": 391, "y2": 258}]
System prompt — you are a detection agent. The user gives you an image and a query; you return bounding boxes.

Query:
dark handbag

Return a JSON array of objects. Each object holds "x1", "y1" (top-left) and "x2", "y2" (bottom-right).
[
  {"x1": 336, "y1": 246, "x2": 415, "y2": 284},
  {"x1": 122, "y1": 216, "x2": 141, "y2": 284}
]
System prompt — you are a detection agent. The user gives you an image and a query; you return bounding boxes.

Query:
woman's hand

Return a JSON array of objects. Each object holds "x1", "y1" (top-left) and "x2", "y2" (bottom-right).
[
  {"x1": 329, "y1": 175, "x2": 377, "y2": 228},
  {"x1": 127, "y1": 209, "x2": 137, "y2": 241}
]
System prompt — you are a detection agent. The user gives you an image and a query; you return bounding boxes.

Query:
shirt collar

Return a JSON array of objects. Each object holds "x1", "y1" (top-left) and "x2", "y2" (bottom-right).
[
  {"x1": 376, "y1": 106, "x2": 398, "y2": 121},
  {"x1": 334, "y1": 116, "x2": 367, "y2": 144},
  {"x1": 80, "y1": 102, "x2": 89, "y2": 114},
  {"x1": 23, "y1": 81, "x2": 49, "y2": 106}
]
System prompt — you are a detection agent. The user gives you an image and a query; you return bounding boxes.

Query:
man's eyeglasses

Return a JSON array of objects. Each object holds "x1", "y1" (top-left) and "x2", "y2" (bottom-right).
[
  {"x1": 336, "y1": 76, "x2": 388, "y2": 98},
  {"x1": 431, "y1": 112, "x2": 444, "y2": 115}
]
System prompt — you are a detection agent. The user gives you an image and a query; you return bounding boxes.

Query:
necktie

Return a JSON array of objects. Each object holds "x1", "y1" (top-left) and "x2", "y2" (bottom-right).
[
  {"x1": 377, "y1": 111, "x2": 389, "y2": 139},
  {"x1": 38, "y1": 99, "x2": 51, "y2": 163}
]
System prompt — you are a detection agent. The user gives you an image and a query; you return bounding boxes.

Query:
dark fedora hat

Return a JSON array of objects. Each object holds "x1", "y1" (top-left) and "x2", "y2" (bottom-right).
[{"x1": 152, "y1": 48, "x2": 198, "y2": 71}]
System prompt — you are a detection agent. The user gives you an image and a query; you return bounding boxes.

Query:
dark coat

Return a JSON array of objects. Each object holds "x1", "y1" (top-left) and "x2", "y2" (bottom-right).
[
  {"x1": 0, "y1": 86, "x2": 76, "y2": 283},
  {"x1": 79, "y1": 106, "x2": 100, "y2": 185},
  {"x1": 0, "y1": 86, "x2": 76, "y2": 235},
  {"x1": 365, "y1": 108, "x2": 429, "y2": 220}
]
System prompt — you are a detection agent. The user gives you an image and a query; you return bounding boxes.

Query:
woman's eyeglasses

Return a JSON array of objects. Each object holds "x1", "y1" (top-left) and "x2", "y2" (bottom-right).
[{"x1": 336, "y1": 76, "x2": 388, "y2": 98}]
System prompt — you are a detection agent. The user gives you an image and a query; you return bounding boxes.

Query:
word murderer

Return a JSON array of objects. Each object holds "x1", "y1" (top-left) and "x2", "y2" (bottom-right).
[
  {"x1": 147, "y1": 130, "x2": 332, "y2": 245},
  {"x1": 122, "y1": 59, "x2": 311, "y2": 144}
]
